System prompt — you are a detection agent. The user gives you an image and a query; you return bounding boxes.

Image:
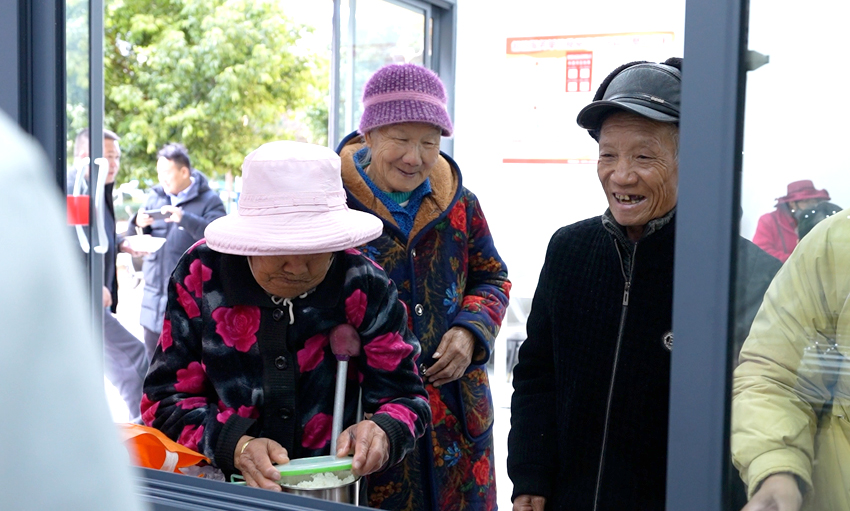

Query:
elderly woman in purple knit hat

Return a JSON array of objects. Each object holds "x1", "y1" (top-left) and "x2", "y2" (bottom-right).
[
  {"x1": 336, "y1": 63, "x2": 511, "y2": 510},
  {"x1": 142, "y1": 141, "x2": 430, "y2": 492}
]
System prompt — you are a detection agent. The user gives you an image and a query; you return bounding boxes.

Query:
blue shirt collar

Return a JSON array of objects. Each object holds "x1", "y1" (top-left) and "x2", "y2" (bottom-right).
[{"x1": 168, "y1": 176, "x2": 196, "y2": 206}]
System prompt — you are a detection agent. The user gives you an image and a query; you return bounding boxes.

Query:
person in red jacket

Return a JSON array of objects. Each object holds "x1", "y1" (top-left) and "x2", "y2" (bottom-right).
[{"x1": 752, "y1": 180, "x2": 830, "y2": 262}]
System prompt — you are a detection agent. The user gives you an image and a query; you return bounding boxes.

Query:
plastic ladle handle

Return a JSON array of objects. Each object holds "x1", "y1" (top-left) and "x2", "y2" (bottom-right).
[{"x1": 329, "y1": 324, "x2": 360, "y2": 452}]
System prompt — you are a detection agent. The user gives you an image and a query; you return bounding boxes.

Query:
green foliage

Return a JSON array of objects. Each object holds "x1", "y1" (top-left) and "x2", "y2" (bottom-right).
[{"x1": 103, "y1": 0, "x2": 329, "y2": 183}]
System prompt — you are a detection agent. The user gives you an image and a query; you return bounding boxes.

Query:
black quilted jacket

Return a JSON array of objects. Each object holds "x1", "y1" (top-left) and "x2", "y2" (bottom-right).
[{"x1": 508, "y1": 212, "x2": 675, "y2": 510}]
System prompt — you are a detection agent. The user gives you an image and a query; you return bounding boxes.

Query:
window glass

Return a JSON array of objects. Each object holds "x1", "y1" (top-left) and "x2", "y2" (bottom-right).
[
  {"x1": 66, "y1": 0, "x2": 89, "y2": 196},
  {"x1": 730, "y1": 1, "x2": 850, "y2": 507},
  {"x1": 337, "y1": 0, "x2": 426, "y2": 140}
]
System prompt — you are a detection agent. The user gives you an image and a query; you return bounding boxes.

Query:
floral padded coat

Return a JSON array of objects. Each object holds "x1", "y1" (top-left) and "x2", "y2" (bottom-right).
[
  {"x1": 338, "y1": 133, "x2": 511, "y2": 511},
  {"x1": 142, "y1": 242, "x2": 431, "y2": 476}
]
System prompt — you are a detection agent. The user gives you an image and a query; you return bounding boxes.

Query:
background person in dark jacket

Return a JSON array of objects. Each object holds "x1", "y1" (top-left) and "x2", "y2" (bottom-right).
[
  {"x1": 507, "y1": 58, "x2": 780, "y2": 510},
  {"x1": 127, "y1": 142, "x2": 226, "y2": 360},
  {"x1": 71, "y1": 128, "x2": 149, "y2": 423}
]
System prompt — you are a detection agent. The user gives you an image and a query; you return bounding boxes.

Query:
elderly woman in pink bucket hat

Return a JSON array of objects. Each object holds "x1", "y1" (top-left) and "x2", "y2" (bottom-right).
[
  {"x1": 336, "y1": 63, "x2": 511, "y2": 510},
  {"x1": 753, "y1": 179, "x2": 831, "y2": 262},
  {"x1": 141, "y1": 141, "x2": 431, "y2": 492}
]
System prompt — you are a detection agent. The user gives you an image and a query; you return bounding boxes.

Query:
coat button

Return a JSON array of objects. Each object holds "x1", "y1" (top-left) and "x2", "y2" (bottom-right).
[
  {"x1": 275, "y1": 356, "x2": 288, "y2": 370},
  {"x1": 273, "y1": 308, "x2": 284, "y2": 321},
  {"x1": 279, "y1": 407, "x2": 292, "y2": 420},
  {"x1": 411, "y1": 248, "x2": 417, "y2": 257},
  {"x1": 414, "y1": 304, "x2": 424, "y2": 316}
]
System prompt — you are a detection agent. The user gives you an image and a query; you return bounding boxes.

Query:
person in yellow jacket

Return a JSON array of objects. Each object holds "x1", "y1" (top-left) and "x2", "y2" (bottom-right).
[{"x1": 732, "y1": 207, "x2": 850, "y2": 511}]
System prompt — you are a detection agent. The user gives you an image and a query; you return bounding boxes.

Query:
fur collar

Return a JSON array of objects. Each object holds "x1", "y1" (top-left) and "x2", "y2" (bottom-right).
[{"x1": 339, "y1": 136, "x2": 459, "y2": 243}]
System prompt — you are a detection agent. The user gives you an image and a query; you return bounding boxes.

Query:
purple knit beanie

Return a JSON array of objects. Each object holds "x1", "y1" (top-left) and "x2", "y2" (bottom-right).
[{"x1": 358, "y1": 63, "x2": 453, "y2": 137}]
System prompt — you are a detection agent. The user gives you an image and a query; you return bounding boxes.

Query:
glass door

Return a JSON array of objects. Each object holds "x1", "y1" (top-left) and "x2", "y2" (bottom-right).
[
  {"x1": 66, "y1": 0, "x2": 107, "y2": 352},
  {"x1": 729, "y1": 0, "x2": 850, "y2": 509},
  {"x1": 667, "y1": 0, "x2": 850, "y2": 509}
]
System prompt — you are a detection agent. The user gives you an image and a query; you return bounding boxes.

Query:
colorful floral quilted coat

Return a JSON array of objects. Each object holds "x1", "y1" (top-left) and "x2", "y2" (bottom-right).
[
  {"x1": 142, "y1": 243, "x2": 431, "y2": 475},
  {"x1": 338, "y1": 133, "x2": 511, "y2": 511}
]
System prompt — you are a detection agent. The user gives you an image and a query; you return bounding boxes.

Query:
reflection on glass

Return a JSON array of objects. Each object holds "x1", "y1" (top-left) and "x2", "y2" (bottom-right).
[
  {"x1": 66, "y1": 0, "x2": 89, "y2": 194},
  {"x1": 337, "y1": 0, "x2": 426, "y2": 141},
  {"x1": 731, "y1": 2, "x2": 850, "y2": 509}
]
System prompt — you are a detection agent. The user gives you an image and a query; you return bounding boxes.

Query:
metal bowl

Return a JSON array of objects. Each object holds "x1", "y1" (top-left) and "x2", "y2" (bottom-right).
[{"x1": 278, "y1": 471, "x2": 360, "y2": 505}]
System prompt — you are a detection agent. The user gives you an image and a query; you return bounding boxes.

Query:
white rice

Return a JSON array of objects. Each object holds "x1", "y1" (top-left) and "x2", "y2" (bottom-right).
[{"x1": 292, "y1": 472, "x2": 356, "y2": 489}]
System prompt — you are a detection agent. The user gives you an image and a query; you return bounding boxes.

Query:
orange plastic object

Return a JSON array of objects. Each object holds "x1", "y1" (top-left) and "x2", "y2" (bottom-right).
[{"x1": 117, "y1": 423, "x2": 209, "y2": 472}]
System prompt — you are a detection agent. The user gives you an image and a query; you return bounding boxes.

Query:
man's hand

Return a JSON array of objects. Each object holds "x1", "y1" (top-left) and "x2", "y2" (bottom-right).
[
  {"x1": 102, "y1": 286, "x2": 113, "y2": 309},
  {"x1": 162, "y1": 205, "x2": 183, "y2": 224},
  {"x1": 513, "y1": 494, "x2": 546, "y2": 511},
  {"x1": 234, "y1": 436, "x2": 290, "y2": 491},
  {"x1": 742, "y1": 473, "x2": 803, "y2": 511},
  {"x1": 424, "y1": 326, "x2": 474, "y2": 387},
  {"x1": 335, "y1": 420, "x2": 390, "y2": 477},
  {"x1": 135, "y1": 211, "x2": 154, "y2": 228}
]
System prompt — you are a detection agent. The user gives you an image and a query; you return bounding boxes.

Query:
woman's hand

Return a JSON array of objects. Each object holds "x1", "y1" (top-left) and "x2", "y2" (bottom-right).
[
  {"x1": 335, "y1": 420, "x2": 390, "y2": 477},
  {"x1": 742, "y1": 473, "x2": 803, "y2": 511},
  {"x1": 424, "y1": 326, "x2": 475, "y2": 387},
  {"x1": 234, "y1": 436, "x2": 290, "y2": 491}
]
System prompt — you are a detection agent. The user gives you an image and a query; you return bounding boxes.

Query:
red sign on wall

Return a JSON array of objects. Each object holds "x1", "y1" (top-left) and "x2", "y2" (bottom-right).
[{"x1": 566, "y1": 52, "x2": 593, "y2": 93}]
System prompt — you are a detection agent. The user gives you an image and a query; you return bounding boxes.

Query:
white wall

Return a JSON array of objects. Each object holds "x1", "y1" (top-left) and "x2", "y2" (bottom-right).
[{"x1": 454, "y1": 0, "x2": 686, "y2": 299}]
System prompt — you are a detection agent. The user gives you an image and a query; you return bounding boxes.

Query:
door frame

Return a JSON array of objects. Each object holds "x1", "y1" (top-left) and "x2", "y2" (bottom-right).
[{"x1": 666, "y1": 0, "x2": 749, "y2": 509}]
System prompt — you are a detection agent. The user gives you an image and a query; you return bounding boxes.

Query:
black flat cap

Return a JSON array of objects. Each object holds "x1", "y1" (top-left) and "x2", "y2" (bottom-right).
[{"x1": 576, "y1": 62, "x2": 681, "y2": 138}]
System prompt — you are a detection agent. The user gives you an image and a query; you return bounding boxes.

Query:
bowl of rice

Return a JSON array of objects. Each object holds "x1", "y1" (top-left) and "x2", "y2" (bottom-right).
[{"x1": 276, "y1": 455, "x2": 360, "y2": 504}]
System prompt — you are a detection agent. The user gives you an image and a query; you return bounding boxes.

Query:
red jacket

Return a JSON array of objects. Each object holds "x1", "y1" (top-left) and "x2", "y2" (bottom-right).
[{"x1": 752, "y1": 208, "x2": 797, "y2": 262}]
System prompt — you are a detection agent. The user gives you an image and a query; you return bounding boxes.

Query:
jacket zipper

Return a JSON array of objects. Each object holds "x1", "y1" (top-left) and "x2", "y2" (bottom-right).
[{"x1": 593, "y1": 242, "x2": 635, "y2": 510}]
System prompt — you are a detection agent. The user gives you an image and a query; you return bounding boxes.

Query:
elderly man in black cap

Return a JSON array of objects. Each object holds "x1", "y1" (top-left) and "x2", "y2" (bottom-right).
[{"x1": 507, "y1": 59, "x2": 779, "y2": 510}]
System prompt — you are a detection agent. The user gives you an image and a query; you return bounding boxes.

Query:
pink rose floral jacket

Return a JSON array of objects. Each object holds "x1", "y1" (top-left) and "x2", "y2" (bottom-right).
[{"x1": 142, "y1": 242, "x2": 431, "y2": 475}]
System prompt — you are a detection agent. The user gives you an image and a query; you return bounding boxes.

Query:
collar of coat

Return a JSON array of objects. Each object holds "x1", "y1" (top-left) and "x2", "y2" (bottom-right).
[
  {"x1": 339, "y1": 135, "x2": 460, "y2": 243},
  {"x1": 601, "y1": 206, "x2": 677, "y2": 248},
  {"x1": 601, "y1": 207, "x2": 676, "y2": 282}
]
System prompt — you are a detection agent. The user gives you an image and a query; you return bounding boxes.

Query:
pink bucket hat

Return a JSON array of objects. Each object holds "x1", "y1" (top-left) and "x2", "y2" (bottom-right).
[{"x1": 204, "y1": 141, "x2": 383, "y2": 256}]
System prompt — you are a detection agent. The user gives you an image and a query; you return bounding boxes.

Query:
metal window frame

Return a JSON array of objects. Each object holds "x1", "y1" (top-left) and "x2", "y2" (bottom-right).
[
  {"x1": 0, "y1": 2, "x2": 21, "y2": 122},
  {"x1": 86, "y1": 0, "x2": 106, "y2": 349},
  {"x1": 666, "y1": 0, "x2": 749, "y2": 509},
  {"x1": 357, "y1": 0, "x2": 435, "y2": 68},
  {"x1": 136, "y1": 468, "x2": 360, "y2": 510},
  {"x1": 5, "y1": 0, "x2": 68, "y2": 189}
]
